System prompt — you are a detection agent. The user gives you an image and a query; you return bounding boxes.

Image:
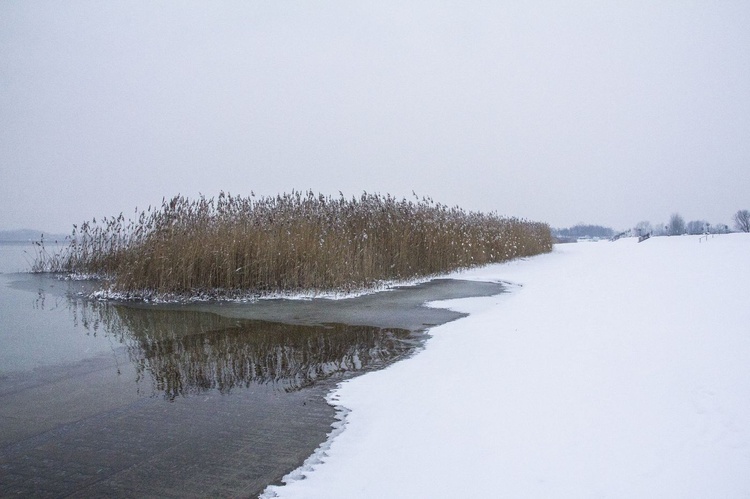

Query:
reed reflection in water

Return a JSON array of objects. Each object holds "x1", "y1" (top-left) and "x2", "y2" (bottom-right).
[{"x1": 69, "y1": 298, "x2": 419, "y2": 400}]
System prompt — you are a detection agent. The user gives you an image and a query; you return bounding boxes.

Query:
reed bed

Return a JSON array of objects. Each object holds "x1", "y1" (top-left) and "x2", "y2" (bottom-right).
[{"x1": 34, "y1": 191, "x2": 552, "y2": 300}]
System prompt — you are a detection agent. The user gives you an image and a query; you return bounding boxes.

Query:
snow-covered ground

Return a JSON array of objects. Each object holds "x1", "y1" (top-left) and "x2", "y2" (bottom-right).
[{"x1": 264, "y1": 233, "x2": 750, "y2": 498}]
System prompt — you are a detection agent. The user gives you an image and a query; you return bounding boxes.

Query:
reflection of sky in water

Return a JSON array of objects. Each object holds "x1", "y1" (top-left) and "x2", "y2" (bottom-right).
[
  {"x1": 0, "y1": 244, "x2": 418, "y2": 399},
  {"x1": 0, "y1": 274, "x2": 116, "y2": 374},
  {"x1": 0, "y1": 242, "x2": 38, "y2": 273}
]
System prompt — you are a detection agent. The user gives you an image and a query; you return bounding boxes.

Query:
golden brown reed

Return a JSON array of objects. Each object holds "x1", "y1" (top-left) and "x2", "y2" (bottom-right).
[{"x1": 33, "y1": 191, "x2": 552, "y2": 299}]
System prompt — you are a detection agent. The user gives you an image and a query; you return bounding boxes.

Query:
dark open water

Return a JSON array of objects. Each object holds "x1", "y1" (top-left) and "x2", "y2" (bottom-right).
[{"x1": 0, "y1": 242, "x2": 504, "y2": 497}]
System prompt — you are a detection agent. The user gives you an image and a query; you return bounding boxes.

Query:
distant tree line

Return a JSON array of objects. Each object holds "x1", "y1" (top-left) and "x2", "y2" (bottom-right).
[
  {"x1": 552, "y1": 224, "x2": 614, "y2": 241},
  {"x1": 634, "y1": 209, "x2": 749, "y2": 236},
  {"x1": 0, "y1": 229, "x2": 67, "y2": 242},
  {"x1": 553, "y1": 208, "x2": 747, "y2": 246}
]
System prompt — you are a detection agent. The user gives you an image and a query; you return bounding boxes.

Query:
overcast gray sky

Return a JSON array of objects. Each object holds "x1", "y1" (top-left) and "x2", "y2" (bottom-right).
[{"x1": 2, "y1": 1, "x2": 749, "y2": 233}]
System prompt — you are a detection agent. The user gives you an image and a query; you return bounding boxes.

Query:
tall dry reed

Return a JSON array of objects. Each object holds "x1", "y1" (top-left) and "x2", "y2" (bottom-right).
[{"x1": 34, "y1": 191, "x2": 552, "y2": 299}]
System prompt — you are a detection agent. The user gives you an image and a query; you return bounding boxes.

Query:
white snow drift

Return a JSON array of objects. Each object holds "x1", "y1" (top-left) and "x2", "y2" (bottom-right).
[{"x1": 264, "y1": 233, "x2": 750, "y2": 498}]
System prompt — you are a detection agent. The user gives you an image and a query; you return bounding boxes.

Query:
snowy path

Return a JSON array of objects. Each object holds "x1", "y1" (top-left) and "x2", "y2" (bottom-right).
[{"x1": 265, "y1": 234, "x2": 750, "y2": 498}]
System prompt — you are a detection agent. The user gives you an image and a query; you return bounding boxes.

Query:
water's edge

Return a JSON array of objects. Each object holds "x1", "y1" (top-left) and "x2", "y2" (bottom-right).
[{"x1": 0, "y1": 271, "x2": 505, "y2": 497}]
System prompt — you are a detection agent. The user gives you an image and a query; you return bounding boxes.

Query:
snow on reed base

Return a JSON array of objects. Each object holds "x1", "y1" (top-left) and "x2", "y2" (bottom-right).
[
  {"x1": 264, "y1": 233, "x2": 750, "y2": 498},
  {"x1": 32, "y1": 191, "x2": 552, "y2": 300}
]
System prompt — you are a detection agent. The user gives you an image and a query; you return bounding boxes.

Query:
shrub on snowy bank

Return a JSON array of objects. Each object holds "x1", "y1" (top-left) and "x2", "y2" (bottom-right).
[{"x1": 33, "y1": 191, "x2": 552, "y2": 299}]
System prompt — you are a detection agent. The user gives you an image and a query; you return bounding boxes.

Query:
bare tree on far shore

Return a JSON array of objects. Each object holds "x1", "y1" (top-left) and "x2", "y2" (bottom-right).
[
  {"x1": 734, "y1": 209, "x2": 750, "y2": 232},
  {"x1": 668, "y1": 213, "x2": 686, "y2": 235}
]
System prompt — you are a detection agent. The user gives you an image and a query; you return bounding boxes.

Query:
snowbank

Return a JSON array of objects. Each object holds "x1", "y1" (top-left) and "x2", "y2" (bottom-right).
[{"x1": 264, "y1": 233, "x2": 750, "y2": 498}]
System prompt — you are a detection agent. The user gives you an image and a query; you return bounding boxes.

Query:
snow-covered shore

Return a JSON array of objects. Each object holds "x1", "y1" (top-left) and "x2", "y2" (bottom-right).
[{"x1": 264, "y1": 233, "x2": 750, "y2": 498}]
